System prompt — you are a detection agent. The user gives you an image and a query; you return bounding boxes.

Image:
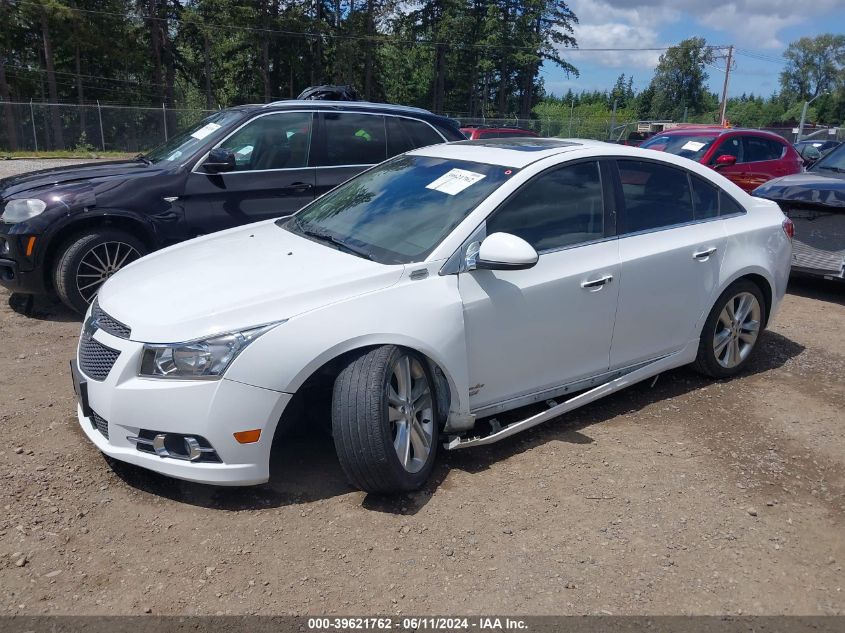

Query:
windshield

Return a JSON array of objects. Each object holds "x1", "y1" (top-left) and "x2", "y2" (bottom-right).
[
  {"x1": 281, "y1": 155, "x2": 518, "y2": 264},
  {"x1": 640, "y1": 133, "x2": 718, "y2": 161},
  {"x1": 144, "y1": 110, "x2": 246, "y2": 164},
  {"x1": 812, "y1": 142, "x2": 845, "y2": 173}
]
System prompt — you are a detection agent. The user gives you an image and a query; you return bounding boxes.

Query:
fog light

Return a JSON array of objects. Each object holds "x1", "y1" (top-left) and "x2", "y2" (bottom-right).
[{"x1": 233, "y1": 429, "x2": 261, "y2": 444}]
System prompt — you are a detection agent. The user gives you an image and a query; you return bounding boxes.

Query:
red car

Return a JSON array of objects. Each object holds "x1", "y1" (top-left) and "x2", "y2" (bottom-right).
[
  {"x1": 640, "y1": 127, "x2": 803, "y2": 192},
  {"x1": 460, "y1": 126, "x2": 540, "y2": 140}
]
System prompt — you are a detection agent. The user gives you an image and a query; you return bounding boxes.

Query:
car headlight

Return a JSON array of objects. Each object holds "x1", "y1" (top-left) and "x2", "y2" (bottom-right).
[
  {"x1": 2, "y1": 199, "x2": 47, "y2": 224},
  {"x1": 139, "y1": 322, "x2": 281, "y2": 379}
]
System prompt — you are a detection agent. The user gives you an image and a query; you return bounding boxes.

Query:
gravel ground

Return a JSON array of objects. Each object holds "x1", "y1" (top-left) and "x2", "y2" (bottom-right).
[
  {"x1": 0, "y1": 161, "x2": 843, "y2": 616},
  {"x1": 0, "y1": 158, "x2": 102, "y2": 180}
]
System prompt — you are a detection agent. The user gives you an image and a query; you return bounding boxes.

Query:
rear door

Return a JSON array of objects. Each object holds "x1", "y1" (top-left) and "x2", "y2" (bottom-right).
[
  {"x1": 742, "y1": 135, "x2": 791, "y2": 186},
  {"x1": 184, "y1": 111, "x2": 316, "y2": 234},
  {"x1": 610, "y1": 159, "x2": 727, "y2": 369}
]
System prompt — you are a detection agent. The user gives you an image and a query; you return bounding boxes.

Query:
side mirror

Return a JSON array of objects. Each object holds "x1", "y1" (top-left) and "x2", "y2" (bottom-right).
[
  {"x1": 475, "y1": 232, "x2": 538, "y2": 271},
  {"x1": 202, "y1": 148, "x2": 236, "y2": 173},
  {"x1": 713, "y1": 154, "x2": 737, "y2": 169}
]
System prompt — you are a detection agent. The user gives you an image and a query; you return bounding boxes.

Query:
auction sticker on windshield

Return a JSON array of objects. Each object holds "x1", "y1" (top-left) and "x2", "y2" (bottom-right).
[
  {"x1": 681, "y1": 140, "x2": 706, "y2": 152},
  {"x1": 191, "y1": 122, "x2": 222, "y2": 140},
  {"x1": 426, "y1": 169, "x2": 486, "y2": 195}
]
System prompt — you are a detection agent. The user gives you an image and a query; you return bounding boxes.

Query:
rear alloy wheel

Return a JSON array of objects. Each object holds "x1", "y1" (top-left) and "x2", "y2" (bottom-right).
[
  {"x1": 694, "y1": 280, "x2": 766, "y2": 378},
  {"x1": 332, "y1": 346, "x2": 439, "y2": 493},
  {"x1": 54, "y1": 229, "x2": 147, "y2": 314}
]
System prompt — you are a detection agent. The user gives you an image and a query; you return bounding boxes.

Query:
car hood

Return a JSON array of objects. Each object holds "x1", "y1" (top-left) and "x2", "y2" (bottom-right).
[
  {"x1": 97, "y1": 220, "x2": 405, "y2": 343},
  {"x1": 753, "y1": 171, "x2": 845, "y2": 208},
  {"x1": 0, "y1": 160, "x2": 160, "y2": 198}
]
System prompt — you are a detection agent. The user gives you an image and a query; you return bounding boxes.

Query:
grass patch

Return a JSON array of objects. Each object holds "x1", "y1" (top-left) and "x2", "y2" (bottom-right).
[{"x1": 1, "y1": 150, "x2": 135, "y2": 160}]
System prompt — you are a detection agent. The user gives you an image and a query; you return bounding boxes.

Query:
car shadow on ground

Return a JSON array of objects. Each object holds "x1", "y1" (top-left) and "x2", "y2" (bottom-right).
[
  {"x1": 107, "y1": 330, "x2": 805, "y2": 515},
  {"x1": 7, "y1": 292, "x2": 82, "y2": 323},
  {"x1": 787, "y1": 276, "x2": 845, "y2": 306}
]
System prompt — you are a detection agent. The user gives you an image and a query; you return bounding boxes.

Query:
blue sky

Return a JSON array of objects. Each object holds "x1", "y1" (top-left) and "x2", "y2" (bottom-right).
[{"x1": 541, "y1": 0, "x2": 845, "y2": 98}]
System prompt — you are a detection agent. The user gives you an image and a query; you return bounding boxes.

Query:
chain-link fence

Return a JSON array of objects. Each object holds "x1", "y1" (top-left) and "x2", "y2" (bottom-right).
[
  {"x1": 0, "y1": 102, "x2": 215, "y2": 153},
  {"x1": 1, "y1": 101, "x2": 842, "y2": 153}
]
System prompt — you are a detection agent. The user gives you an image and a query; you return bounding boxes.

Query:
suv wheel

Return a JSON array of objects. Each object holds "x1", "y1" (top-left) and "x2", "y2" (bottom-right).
[
  {"x1": 54, "y1": 229, "x2": 147, "y2": 314},
  {"x1": 693, "y1": 279, "x2": 766, "y2": 378},
  {"x1": 332, "y1": 346, "x2": 439, "y2": 493}
]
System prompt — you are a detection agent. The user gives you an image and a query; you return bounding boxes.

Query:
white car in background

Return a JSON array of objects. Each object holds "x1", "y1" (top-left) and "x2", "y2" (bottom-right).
[{"x1": 71, "y1": 138, "x2": 793, "y2": 493}]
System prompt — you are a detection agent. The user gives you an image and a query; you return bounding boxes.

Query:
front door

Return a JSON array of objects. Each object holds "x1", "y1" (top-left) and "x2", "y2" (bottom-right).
[
  {"x1": 184, "y1": 111, "x2": 316, "y2": 235},
  {"x1": 458, "y1": 160, "x2": 620, "y2": 411},
  {"x1": 610, "y1": 159, "x2": 726, "y2": 368}
]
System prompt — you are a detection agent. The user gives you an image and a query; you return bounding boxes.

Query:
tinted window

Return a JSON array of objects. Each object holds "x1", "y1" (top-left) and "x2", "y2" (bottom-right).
[
  {"x1": 690, "y1": 176, "x2": 719, "y2": 220},
  {"x1": 146, "y1": 110, "x2": 245, "y2": 164},
  {"x1": 322, "y1": 112, "x2": 386, "y2": 166},
  {"x1": 618, "y1": 160, "x2": 694, "y2": 233},
  {"x1": 719, "y1": 191, "x2": 745, "y2": 215},
  {"x1": 487, "y1": 161, "x2": 604, "y2": 252},
  {"x1": 743, "y1": 136, "x2": 784, "y2": 162},
  {"x1": 709, "y1": 136, "x2": 743, "y2": 164},
  {"x1": 386, "y1": 117, "x2": 415, "y2": 157},
  {"x1": 401, "y1": 118, "x2": 444, "y2": 147},
  {"x1": 219, "y1": 112, "x2": 312, "y2": 171},
  {"x1": 285, "y1": 156, "x2": 516, "y2": 264}
]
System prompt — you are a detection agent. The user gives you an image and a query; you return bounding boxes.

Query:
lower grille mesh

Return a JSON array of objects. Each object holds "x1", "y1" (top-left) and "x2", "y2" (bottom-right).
[
  {"x1": 91, "y1": 411, "x2": 109, "y2": 439},
  {"x1": 79, "y1": 337, "x2": 120, "y2": 381}
]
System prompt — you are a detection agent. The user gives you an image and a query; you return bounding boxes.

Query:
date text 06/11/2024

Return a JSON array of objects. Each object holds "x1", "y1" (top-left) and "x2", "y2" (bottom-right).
[{"x1": 306, "y1": 617, "x2": 529, "y2": 630}]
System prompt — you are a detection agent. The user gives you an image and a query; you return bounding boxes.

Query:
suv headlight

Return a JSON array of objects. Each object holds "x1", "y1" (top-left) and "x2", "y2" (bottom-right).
[
  {"x1": 2, "y1": 199, "x2": 47, "y2": 224},
  {"x1": 139, "y1": 322, "x2": 281, "y2": 379}
]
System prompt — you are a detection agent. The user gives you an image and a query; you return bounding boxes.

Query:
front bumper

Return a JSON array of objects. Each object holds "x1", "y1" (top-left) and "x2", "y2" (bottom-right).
[{"x1": 75, "y1": 328, "x2": 292, "y2": 486}]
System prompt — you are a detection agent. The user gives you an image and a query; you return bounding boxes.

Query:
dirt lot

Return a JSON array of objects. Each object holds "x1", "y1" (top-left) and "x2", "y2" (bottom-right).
[{"x1": 1, "y1": 161, "x2": 843, "y2": 616}]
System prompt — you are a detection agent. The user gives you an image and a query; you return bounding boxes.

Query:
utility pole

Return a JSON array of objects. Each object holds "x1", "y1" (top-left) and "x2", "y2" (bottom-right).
[
  {"x1": 719, "y1": 45, "x2": 734, "y2": 127},
  {"x1": 798, "y1": 91, "x2": 828, "y2": 141},
  {"x1": 608, "y1": 99, "x2": 617, "y2": 140}
]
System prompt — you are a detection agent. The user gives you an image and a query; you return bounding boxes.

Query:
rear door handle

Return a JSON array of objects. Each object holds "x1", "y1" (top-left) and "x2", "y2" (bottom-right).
[
  {"x1": 693, "y1": 247, "x2": 717, "y2": 260},
  {"x1": 282, "y1": 182, "x2": 313, "y2": 192},
  {"x1": 581, "y1": 274, "x2": 613, "y2": 290}
]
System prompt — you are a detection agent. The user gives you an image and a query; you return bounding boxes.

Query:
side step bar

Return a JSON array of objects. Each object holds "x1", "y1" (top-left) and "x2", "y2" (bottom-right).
[{"x1": 445, "y1": 352, "x2": 679, "y2": 450}]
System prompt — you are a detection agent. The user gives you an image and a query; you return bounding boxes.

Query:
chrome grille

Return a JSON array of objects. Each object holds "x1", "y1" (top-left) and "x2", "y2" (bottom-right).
[
  {"x1": 90, "y1": 411, "x2": 109, "y2": 439},
  {"x1": 78, "y1": 337, "x2": 120, "y2": 381},
  {"x1": 91, "y1": 299, "x2": 131, "y2": 339}
]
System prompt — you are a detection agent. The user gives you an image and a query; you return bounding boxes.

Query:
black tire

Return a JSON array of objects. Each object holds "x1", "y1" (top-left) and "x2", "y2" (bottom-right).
[
  {"x1": 332, "y1": 346, "x2": 439, "y2": 493},
  {"x1": 693, "y1": 279, "x2": 767, "y2": 379},
  {"x1": 53, "y1": 228, "x2": 147, "y2": 314}
]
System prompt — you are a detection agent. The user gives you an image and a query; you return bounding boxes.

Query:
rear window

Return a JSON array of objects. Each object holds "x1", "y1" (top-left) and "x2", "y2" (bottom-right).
[{"x1": 640, "y1": 134, "x2": 718, "y2": 161}]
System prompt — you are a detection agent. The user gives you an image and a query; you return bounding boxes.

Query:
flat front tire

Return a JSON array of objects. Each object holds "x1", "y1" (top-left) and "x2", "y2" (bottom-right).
[
  {"x1": 54, "y1": 229, "x2": 147, "y2": 314},
  {"x1": 332, "y1": 346, "x2": 439, "y2": 493},
  {"x1": 693, "y1": 279, "x2": 766, "y2": 378}
]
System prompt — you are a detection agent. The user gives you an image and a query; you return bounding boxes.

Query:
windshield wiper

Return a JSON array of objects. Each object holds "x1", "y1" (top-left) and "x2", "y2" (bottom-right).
[
  {"x1": 135, "y1": 153, "x2": 152, "y2": 165},
  {"x1": 296, "y1": 223, "x2": 375, "y2": 261},
  {"x1": 816, "y1": 165, "x2": 845, "y2": 173}
]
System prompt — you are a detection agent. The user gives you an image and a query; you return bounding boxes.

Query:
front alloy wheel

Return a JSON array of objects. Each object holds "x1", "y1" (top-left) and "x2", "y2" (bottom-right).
[{"x1": 332, "y1": 345, "x2": 439, "y2": 493}]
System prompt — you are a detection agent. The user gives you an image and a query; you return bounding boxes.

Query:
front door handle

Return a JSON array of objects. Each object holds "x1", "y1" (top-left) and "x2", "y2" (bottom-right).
[
  {"x1": 282, "y1": 182, "x2": 313, "y2": 192},
  {"x1": 581, "y1": 274, "x2": 613, "y2": 290},
  {"x1": 693, "y1": 247, "x2": 718, "y2": 260}
]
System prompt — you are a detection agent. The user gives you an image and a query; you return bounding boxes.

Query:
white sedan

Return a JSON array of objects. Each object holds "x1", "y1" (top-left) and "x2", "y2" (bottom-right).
[{"x1": 71, "y1": 138, "x2": 793, "y2": 492}]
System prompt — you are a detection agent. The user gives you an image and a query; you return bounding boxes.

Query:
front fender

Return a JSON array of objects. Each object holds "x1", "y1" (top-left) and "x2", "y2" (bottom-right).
[{"x1": 225, "y1": 266, "x2": 472, "y2": 424}]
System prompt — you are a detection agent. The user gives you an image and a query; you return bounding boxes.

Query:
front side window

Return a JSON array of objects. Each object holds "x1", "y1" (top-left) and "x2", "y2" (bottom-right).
[
  {"x1": 322, "y1": 112, "x2": 387, "y2": 166},
  {"x1": 743, "y1": 136, "x2": 785, "y2": 163},
  {"x1": 618, "y1": 160, "x2": 694, "y2": 233},
  {"x1": 283, "y1": 155, "x2": 517, "y2": 264},
  {"x1": 709, "y1": 137, "x2": 744, "y2": 164},
  {"x1": 219, "y1": 112, "x2": 313, "y2": 171},
  {"x1": 486, "y1": 161, "x2": 605, "y2": 252}
]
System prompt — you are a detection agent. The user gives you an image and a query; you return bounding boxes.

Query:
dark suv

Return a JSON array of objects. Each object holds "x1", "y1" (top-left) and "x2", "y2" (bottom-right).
[{"x1": 0, "y1": 101, "x2": 463, "y2": 313}]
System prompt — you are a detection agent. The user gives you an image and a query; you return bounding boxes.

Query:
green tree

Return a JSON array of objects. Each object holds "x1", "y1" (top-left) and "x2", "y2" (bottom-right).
[
  {"x1": 646, "y1": 37, "x2": 715, "y2": 120},
  {"x1": 780, "y1": 34, "x2": 845, "y2": 101}
]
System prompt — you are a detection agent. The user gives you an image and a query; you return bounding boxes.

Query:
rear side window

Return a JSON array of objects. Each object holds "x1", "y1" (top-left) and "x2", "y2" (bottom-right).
[
  {"x1": 690, "y1": 176, "x2": 719, "y2": 220},
  {"x1": 743, "y1": 136, "x2": 785, "y2": 162},
  {"x1": 618, "y1": 160, "x2": 694, "y2": 233},
  {"x1": 321, "y1": 112, "x2": 386, "y2": 166},
  {"x1": 402, "y1": 118, "x2": 444, "y2": 147},
  {"x1": 486, "y1": 161, "x2": 605, "y2": 252}
]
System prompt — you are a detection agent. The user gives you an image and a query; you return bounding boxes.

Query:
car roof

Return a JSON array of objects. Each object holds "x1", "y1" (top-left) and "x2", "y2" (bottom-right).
[
  {"x1": 409, "y1": 137, "x2": 607, "y2": 168},
  {"x1": 655, "y1": 126, "x2": 788, "y2": 141}
]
